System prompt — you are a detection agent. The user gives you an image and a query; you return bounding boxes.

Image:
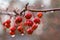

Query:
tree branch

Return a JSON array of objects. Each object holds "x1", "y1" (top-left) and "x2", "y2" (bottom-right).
[
  {"x1": 0, "y1": 11, "x2": 15, "y2": 16},
  {"x1": 0, "y1": 3, "x2": 60, "y2": 16},
  {"x1": 27, "y1": 8, "x2": 60, "y2": 12},
  {"x1": 20, "y1": 3, "x2": 29, "y2": 15}
]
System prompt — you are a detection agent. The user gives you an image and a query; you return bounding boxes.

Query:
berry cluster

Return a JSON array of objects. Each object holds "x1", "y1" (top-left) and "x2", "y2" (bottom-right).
[{"x1": 2, "y1": 11, "x2": 43, "y2": 36}]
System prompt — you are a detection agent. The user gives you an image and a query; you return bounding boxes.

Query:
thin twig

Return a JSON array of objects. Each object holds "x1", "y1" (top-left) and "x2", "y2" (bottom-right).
[
  {"x1": 20, "y1": 3, "x2": 29, "y2": 15},
  {"x1": 27, "y1": 8, "x2": 60, "y2": 12},
  {"x1": 20, "y1": 9, "x2": 26, "y2": 16},
  {"x1": 13, "y1": 10, "x2": 19, "y2": 16},
  {"x1": 25, "y1": 3, "x2": 29, "y2": 10},
  {"x1": 0, "y1": 12, "x2": 15, "y2": 16}
]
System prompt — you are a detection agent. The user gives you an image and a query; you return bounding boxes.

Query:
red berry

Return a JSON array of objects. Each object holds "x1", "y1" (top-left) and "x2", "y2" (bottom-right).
[
  {"x1": 25, "y1": 20, "x2": 33, "y2": 26},
  {"x1": 33, "y1": 17, "x2": 40, "y2": 24},
  {"x1": 2, "y1": 19, "x2": 11, "y2": 28},
  {"x1": 5, "y1": 23, "x2": 10, "y2": 28},
  {"x1": 15, "y1": 16, "x2": 22, "y2": 23},
  {"x1": 27, "y1": 28, "x2": 33, "y2": 34},
  {"x1": 9, "y1": 31, "x2": 15, "y2": 35},
  {"x1": 31, "y1": 24, "x2": 38, "y2": 30},
  {"x1": 3, "y1": 22, "x2": 5, "y2": 26},
  {"x1": 10, "y1": 27, "x2": 16, "y2": 32},
  {"x1": 37, "y1": 12, "x2": 43, "y2": 18},
  {"x1": 3, "y1": 23, "x2": 10, "y2": 28},
  {"x1": 5, "y1": 19, "x2": 11, "y2": 24},
  {"x1": 25, "y1": 11, "x2": 32, "y2": 19},
  {"x1": 17, "y1": 26, "x2": 24, "y2": 33},
  {"x1": 3, "y1": 19, "x2": 11, "y2": 26}
]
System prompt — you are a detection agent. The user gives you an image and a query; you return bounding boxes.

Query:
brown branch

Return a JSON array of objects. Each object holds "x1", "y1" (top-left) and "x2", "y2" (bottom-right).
[
  {"x1": 0, "y1": 3, "x2": 60, "y2": 16},
  {"x1": 27, "y1": 8, "x2": 60, "y2": 12},
  {"x1": 0, "y1": 13, "x2": 15, "y2": 16},
  {"x1": 25, "y1": 3, "x2": 29, "y2": 10},
  {"x1": 20, "y1": 3, "x2": 29, "y2": 15},
  {"x1": 13, "y1": 10, "x2": 19, "y2": 16},
  {"x1": 20, "y1": 8, "x2": 26, "y2": 16},
  {"x1": 0, "y1": 12, "x2": 15, "y2": 16}
]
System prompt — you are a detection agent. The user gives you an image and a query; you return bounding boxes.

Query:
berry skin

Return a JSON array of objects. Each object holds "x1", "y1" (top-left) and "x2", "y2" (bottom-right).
[
  {"x1": 5, "y1": 23, "x2": 10, "y2": 28},
  {"x1": 33, "y1": 17, "x2": 40, "y2": 24},
  {"x1": 27, "y1": 28, "x2": 33, "y2": 34},
  {"x1": 37, "y1": 12, "x2": 43, "y2": 18},
  {"x1": 25, "y1": 11, "x2": 32, "y2": 19},
  {"x1": 31, "y1": 24, "x2": 38, "y2": 30},
  {"x1": 5, "y1": 19, "x2": 11, "y2": 24},
  {"x1": 25, "y1": 20, "x2": 33, "y2": 26},
  {"x1": 10, "y1": 27, "x2": 16, "y2": 32},
  {"x1": 3, "y1": 23, "x2": 10, "y2": 28},
  {"x1": 2, "y1": 19, "x2": 11, "y2": 28},
  {"x1": 15, "y1": 16, "x2": 22, "y2": 23},
  {"x1": 3, "y1": 22, "x2": 5, "y2": 26},
  {"x1": 9, "y1": 31, "x2": 15, "y2": 35},
  {"x1": 17, "y1": 26, "x2": 24, "y2": 33},
  {"x1": 3, "y1": 19, "x2": 11, "y2": 26}
]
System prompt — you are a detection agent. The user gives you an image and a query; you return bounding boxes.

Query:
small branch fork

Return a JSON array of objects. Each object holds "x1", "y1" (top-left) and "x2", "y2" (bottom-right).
[{"x1": 0, "y1": 3, "x2": 60, "y2": 16}]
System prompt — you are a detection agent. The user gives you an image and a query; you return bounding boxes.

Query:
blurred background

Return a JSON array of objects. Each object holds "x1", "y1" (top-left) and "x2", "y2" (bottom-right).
[{"x1": 0, "y1": 0, "x2": 60, "y2": 40}]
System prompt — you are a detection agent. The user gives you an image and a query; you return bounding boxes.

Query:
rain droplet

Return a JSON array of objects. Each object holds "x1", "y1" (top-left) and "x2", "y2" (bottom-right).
[
  {"x1": 51, "y1": 11, "x2": 54, "y2": 13},
  {"x1": 11, "y1": 35, "x2": 15, "y2": 37},
  {"x1": 21, "y1": 33, "x2": 24, "y2": 36}
]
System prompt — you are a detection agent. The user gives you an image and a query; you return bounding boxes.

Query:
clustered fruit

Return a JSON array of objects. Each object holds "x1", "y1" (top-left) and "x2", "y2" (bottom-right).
[{"x1": 2, "y1": 11, "x2": 43, "y2": 36}]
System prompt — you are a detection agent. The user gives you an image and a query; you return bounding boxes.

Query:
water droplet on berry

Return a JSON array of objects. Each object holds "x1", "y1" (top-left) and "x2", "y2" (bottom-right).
[
  {"x1": 21, "y1": 33, "x2": 24, "y2": 36},
  {"x1": 11, "y1": 35, "x2": 15, "y2": 37}
]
